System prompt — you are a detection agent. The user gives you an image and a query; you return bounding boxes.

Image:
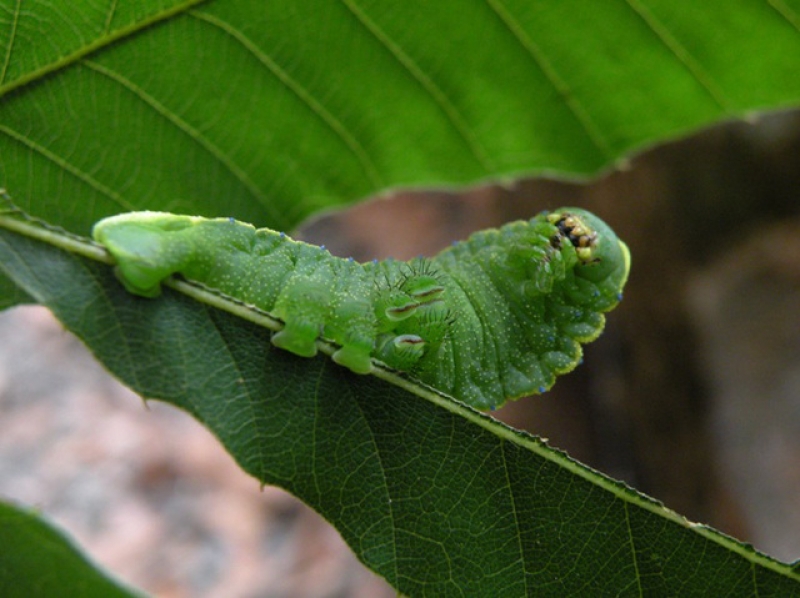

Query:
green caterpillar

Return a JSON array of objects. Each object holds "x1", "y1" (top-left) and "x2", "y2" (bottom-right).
[{"x1": 92, "y1": 208, "x2": 630, "y2": 410}]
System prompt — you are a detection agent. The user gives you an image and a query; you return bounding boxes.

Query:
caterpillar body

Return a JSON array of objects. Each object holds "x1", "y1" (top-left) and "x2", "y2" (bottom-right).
[{"x1": 92, "y1": 208, "x2": 630, "y2": 409}]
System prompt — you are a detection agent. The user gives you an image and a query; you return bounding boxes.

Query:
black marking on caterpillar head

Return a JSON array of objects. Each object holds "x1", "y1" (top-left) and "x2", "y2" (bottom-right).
[{"x1": 548, "y1": 211, "x2": 599, "y2": 264}]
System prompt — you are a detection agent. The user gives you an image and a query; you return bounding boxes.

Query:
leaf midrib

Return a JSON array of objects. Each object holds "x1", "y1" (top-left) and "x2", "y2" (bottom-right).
[{"x1": 0, "y1": 0, "x2": 211, "y2": 98}]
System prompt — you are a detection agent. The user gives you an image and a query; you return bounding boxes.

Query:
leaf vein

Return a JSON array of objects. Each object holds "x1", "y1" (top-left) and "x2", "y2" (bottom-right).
[
  {"x1": 103, "y1": 0, "x2": 119, "y2": 34},
  {"x1": 0, "y1": 0, "x2": 22, "y2": 86},
  {"x1": 484, "y1": 0, "x2": 615, "y2": 161},
  {"x1": 500, "y1": 442, "x2": 529, "y2": 594},
  {"x1": 351, "y1": 391, "x2": 401, "y2": 587},
  {"x1": 82, "y1": 59, "x2": 288, "y2": 227},
  {"x1": 0, "y1": 0, "x2": 210, "y2": 98},
  {"x1": 341, "y1": 0, "x2": 496, "y2": 173},
  {"x1": 188, "y1": 9, "x2": 386, "y2": 192},
  {"x1": 204, "y1": 308, "x2": 271, "y2": 483},
  {"x1": 0, "y1": 123, "x2": 135, "y2": 210},
  {"x1": 768, "y1": 0, "x2": 800, "y2": 33},
  {"x1": 623, "y1": 0, "x2": 732, "y2": 111},
  {"x1": 623, "y1": 502, "x2": 644, "y2": 596}
]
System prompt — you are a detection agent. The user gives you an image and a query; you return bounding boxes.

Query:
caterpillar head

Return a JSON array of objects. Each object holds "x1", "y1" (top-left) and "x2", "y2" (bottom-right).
[{"x1": 547, "y1": 208, "x2": 630, "y2": 295}]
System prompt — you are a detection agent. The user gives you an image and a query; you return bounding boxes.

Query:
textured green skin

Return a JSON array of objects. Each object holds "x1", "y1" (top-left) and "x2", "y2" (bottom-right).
[
  {"x1": 92, "y1": 208, "x2": 629, "y2": 409},
  {"x1": 424, "y1": 212, "x2": 629, "y2": 408}
]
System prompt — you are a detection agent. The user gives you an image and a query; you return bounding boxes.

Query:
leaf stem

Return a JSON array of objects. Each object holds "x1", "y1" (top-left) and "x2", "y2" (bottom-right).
[{"x1": 0, "y1": 203, "x2": 111, "y2": 264}]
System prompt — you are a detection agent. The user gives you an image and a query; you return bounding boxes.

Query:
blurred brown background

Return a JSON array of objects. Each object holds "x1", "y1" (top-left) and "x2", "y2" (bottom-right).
[{"x1": 1, "y1": 110, "x2": 799, "y2": 596}]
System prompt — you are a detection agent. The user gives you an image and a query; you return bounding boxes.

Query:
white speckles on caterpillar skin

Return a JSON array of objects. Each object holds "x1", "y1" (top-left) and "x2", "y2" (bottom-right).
[{"x1": 92, "y1": 208, "x2": 629, "y2": 409}]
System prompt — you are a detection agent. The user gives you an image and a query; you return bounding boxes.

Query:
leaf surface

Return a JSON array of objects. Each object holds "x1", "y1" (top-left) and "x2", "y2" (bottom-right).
[{"x1": 0, "y1": 500, "x2": 141, "y2": 598}]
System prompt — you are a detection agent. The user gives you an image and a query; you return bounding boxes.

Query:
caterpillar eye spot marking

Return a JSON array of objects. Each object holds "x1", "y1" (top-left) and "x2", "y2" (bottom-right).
[
  {"x1": 92, "y1": 207, "x2": 629, "y2": 409},
  {"x1": 396, "y1": 334, "x2": 425, "y2": 346},
  {"x1": 386, "y1": 302, "x2": 420, "y2": 319}
]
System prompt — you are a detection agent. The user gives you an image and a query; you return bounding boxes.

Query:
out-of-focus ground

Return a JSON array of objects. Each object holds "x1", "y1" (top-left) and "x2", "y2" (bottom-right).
[{"x1": 1, "y1": 110, "x2": 800, "y2": 595}]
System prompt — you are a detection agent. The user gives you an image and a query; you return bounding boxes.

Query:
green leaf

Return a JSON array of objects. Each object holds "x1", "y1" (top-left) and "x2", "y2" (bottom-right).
[
  {"x1": 0, "y1": 273, "x2": 31, "y2": 309},
  {"x1": 0, "y1": 500, "x2": 142, "y2": 598},
  {"x1": 2, "y1": 219, "x2": 798, "y2": 596},
  {"x1": 2, "y1": 0, "x2": 800, "y2": 235}
]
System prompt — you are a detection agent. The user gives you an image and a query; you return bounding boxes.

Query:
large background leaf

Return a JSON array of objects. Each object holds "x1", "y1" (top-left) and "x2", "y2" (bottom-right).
[{"x1": 2, "y1": 0, "x2": 800, "y2": 235}]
